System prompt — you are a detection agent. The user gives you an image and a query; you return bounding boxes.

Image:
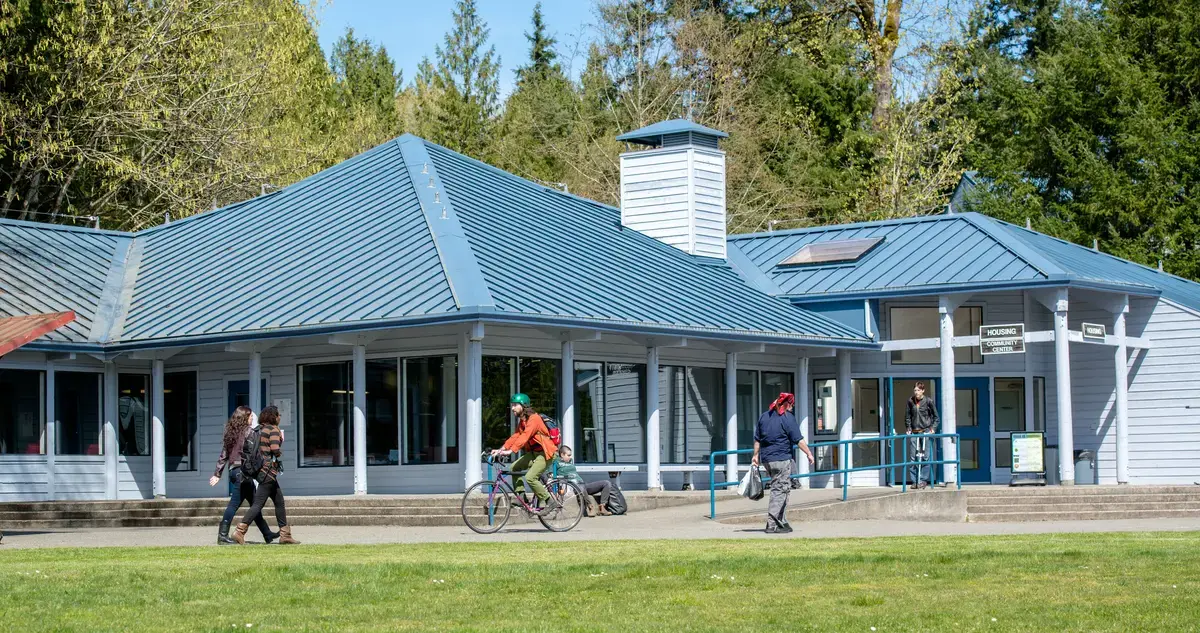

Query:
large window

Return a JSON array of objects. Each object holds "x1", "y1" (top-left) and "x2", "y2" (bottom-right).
[
  {"x1": 813, "y1": 379, "x2": 837, "y2": 435},
  {"x1": 659, "y1": 366, "x2": 686, "y2": 464},
  {"x1": 164, "y1": 371, "x2": 198, "y2": 471},
  {"x1": 0, "y1": 369, "x2": 45, "y2": 454},
  {"x1": 368, "y1": 359, "x2": 400, "y2": 465},
  {"x1": 994, "y1": 377, "x2": 1025, "y2": 469},
  {"x1": 56, "y1": 371, "x2": 102, "y2": 455},
  {"x1": 572, "y1": 361, "x2": 646, "y2": 463},
  {"x1": 736, "y1": 370, "x2": 796, "y2": 450},
  {"x1": 118, "y1": 373, "x2": 150, "y2": 456},
  {"x1": 852, "y1": 379, "x2": 881, "y2": 467},
  {"x1": 300, "y1": 362, "x2": 351, "y2": 467},
  {"x1": 482, "y1": 356, "x2": 559, "y2": 453},
  {"x1": 890, "y1": 306, "x2": 984, "y2": 364},
  {"x1": 404, "y1": 356, "x2": 457, "y2": 465},
  {"x1": 1033, "y1": 377, "x2": 1046, "y2": 432}
]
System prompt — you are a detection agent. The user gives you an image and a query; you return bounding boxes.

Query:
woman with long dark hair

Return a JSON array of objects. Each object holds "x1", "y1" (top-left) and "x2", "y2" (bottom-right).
[
  {"x1": 210, "y1": 406, "x2": 276, "y2": 545},
  {"x1": 233, "y1": 405, "x2": 298, "y2": 544},
  {"x1": 490, "y1": 393, "x2": 559, "y2": 514}
]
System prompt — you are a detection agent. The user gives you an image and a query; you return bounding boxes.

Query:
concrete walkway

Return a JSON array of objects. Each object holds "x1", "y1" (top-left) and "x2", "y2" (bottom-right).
[{"x1": 3, "y1": 496, "x2": 1199, "y2": 549}]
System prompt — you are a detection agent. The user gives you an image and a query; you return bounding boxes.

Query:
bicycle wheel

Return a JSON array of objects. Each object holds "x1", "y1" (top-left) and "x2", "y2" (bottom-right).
[
  {"x1": 538, "y1": 479, "x2": 585, "y2": 532},
  {"x1": 462, "y1": 480, "x2": 512, "y2": 534}
]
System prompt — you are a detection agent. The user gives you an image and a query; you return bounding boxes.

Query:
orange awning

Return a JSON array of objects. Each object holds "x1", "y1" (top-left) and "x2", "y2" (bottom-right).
[{"x1": 0, "y1": 311, "x2": 76, "y2": 356}]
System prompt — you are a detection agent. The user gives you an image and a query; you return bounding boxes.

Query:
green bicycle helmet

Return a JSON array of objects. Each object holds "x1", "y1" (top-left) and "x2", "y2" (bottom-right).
[{"x1": 510, "y1": 393, "x2": 531, "y2": 406}]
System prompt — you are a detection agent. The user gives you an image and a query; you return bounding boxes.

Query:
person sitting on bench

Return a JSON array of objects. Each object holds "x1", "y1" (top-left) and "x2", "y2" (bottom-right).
[{"x1": 555, "y1": 445, "x2": 612, "y2": 516}]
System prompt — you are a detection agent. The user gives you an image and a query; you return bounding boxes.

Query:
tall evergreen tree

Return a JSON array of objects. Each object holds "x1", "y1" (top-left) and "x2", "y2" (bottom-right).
[
  {"x1": 330, "y1": 27, "x2": 400, "y2": 153},
  {"x1": 517, "y1": 2, "x2": 558, "y2": 83},
  {"x1": 418, "y1": 0, "x2": 500, "y2": 157}
]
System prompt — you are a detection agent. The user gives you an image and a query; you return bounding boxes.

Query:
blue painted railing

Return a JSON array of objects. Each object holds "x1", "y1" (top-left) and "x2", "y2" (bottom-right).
[{"x1": 707, "y1": 433, "x2": 962, "y2": 519}]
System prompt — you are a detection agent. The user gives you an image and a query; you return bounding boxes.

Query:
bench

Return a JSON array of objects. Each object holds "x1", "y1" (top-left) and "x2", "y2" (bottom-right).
[{"x1": 575, "y1": 463, "x2": 640, "y2": 486}]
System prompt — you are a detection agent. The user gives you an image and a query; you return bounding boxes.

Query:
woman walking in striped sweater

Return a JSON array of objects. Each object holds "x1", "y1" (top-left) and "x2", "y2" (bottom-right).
[{"x1": 232, "y1": 405, "x2": 299, "y2": 545}]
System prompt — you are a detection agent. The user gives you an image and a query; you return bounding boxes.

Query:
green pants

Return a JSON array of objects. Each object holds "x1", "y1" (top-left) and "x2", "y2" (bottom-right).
[{"x1": 511, "y1": 452, "x2": 549, "y2": 502}]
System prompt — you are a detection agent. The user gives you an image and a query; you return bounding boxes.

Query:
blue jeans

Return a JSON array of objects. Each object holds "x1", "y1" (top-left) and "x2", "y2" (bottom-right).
[
  {"x1": 908, "y1": 435, "x2": 931, "y2": 485},
  {"x1": 222, "y1": 475, "x2": 273, "y2": 537}
]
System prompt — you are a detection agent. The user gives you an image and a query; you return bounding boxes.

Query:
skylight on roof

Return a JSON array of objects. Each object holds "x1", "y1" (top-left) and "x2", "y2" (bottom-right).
[{"x1": 779, "y1": 237, "x2": 884, "y2": 266}]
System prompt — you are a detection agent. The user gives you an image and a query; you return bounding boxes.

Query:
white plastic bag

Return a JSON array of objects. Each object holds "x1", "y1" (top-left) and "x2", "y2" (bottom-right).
[
  {"x1": 738, "y1": 466, "x2": 765, "y2": 500},
  {"x1": 737, "y1": 468, "x2": 754, "y2": 496}
]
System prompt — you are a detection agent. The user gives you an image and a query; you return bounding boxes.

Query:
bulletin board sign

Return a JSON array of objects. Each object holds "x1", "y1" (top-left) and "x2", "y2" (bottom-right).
[{"x1": 1010, "y1": 431, "x2": 1047, "y2": 486}]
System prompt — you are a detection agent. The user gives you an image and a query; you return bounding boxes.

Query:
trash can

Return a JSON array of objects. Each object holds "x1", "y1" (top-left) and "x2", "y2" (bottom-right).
[{"x1": 1074, "y1": 450, "x2": 1096, "y2": 485}]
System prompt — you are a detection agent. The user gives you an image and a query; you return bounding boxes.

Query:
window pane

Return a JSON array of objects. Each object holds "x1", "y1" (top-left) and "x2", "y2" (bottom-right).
[
  {"x1": 118, "y1": 374, "x2": 150, "y2": 456},
  {"x1": 814, "y1": 379, "x2": 837, "y2": 434},
  {"x1": 574, "y1": 362, "x2": 604, "y2": 463},
  {"x1": 659, "y1": 366, "x2": 686, "y2": 464},
  {"x1": 300, "y1": 362, "x2": 351, "y2": 467},
  {"x1": 960, "y1": 438, "x2": 979, "y2": 469},
  {"x1": 0, "y1": 369, "x2": 44, "y2": 455},
  {"x1": 686, "y1": 367, "x2": 725, "y2": 464},
  {"x1": 956, "y1": 389, "x2": 978, "y2": 427},
  {"x1": 760, "y1": 372, "x2": 794, "y2": 414},
  {"x1": 853, "y1": 440, "x2": 881, "y2": 467},
  {"x1": 518, "y1": 357, "x2": 560, "y2": 418},
  {"x1": 996, "y1": 438, "x2": 1013, "y2": 468},
  {"x1": 890, "y1": 306, "x2": 983, "y2": 364},
  {"x1": 56, "y1": 371, "x2": 102, "y2": 455},
  {"x1": 404, "y1": 356, "x2": 456, "y2": 465},
  {"x1": 605, "y1": 363, "x2": 645, "y2": 463},
  {"x1": 1033, "y1": 377, "x2": 1046, "y2": 432},
  {"x1": 482, "y1": 356, "x2": 515, "y2": 452},
  {"x1": 736, "y1": 370, "x2": 758, "y2": 450},
  {"x1": 164, "y1": 371, "x2": 198, "y2": 471},
  {"x1": 994, "y1": 378, "x2": 1025, "y2": 432},
  {"x1": 367, "y1": 359, "x2": 399, "y2": 464},
  {"x1": 852, "y1": 379, "x2": 880, "y2": 434}
]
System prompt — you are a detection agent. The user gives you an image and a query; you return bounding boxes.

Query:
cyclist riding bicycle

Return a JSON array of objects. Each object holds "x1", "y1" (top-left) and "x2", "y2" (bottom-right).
[{"x1": 490, "y1": 393, "x2": 559, "y2": 515}]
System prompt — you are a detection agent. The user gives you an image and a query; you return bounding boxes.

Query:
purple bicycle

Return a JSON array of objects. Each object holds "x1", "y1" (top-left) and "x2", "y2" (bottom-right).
[{"x1": 461, "y1": 452, "x2": 585, "y2": 534}]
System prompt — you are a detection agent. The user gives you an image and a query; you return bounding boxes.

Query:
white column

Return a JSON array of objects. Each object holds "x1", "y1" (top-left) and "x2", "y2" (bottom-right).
[
  {"x1": 795, "y1": 356, "x2": 810, "y2": 489},
  {"x1": 1053, "y1": 289, "x2": 1075, "y2": 484},
  {"x1": 645, "y1": 346, "x2": 661, "y2": 490},
  {"x1": 151, "y1": 359, "x2": 166, "y2": 498},
  {"x1": 248, "y1": 351, "x2": 262, "y2": 413},
  {"x1": 352, "y1": 344, "x2": 367, "y2": 495},
  {"x1": 939, "y1": 295, "x2": 958, "y2": 485},
  {"x1": 836, "y1": 350, "x2": 852, "y2": 486},
  {"x1": 462, "y1": 325, "x2": 484, "y2": 488},
  {"x1": 104, "y1": 361, "x2": 119, "y2": 500},
  {"x1": 46, "y1": 364, "x2": 56, "y2": 501},
  {"x1": 561, "y1": 340, "x2": 575, "y2": 449},
  {"x1": 725, "y1": 353, "x2": 738, "y2": 483},
  {"x1": 1114, "y1": 295, "x2": 1130, "y2": 484}
]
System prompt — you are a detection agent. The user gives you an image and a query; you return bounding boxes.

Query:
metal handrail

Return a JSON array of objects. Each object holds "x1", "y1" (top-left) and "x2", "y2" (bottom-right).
[{"x1": 707, "y1": 432, "x2": 962, "y2": 519}]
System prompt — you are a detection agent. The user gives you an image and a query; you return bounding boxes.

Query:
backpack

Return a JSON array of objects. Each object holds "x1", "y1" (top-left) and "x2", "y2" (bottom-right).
[
  {"x1": 539, "y1": 415, "x2": 562, "y2": 447},
  {"x1": 606, "y1": 485, "x2": 628, "y2": 516},
  {"x1": 238, "y1": 427, "x2": 265, "y2": 481}
]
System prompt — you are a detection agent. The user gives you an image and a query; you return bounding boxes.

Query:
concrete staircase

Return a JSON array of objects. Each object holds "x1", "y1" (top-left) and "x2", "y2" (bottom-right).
[
  {"x1": 0, "y1": 492, "x2": 708, "y2": 530},
  {"x1": 967, "y1": 486, "x2": 1200, "y2": 522}
]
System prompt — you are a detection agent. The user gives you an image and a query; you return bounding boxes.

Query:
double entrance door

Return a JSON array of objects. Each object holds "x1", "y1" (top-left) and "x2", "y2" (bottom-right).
[{"x1": 886, "y1": 377, "x2": 991, "y2": 484}]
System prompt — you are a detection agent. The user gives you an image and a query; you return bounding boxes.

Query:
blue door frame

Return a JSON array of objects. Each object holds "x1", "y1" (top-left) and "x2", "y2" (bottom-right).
[{"x1": 954, "y1": 376, "x2": 991, "y2": 483}]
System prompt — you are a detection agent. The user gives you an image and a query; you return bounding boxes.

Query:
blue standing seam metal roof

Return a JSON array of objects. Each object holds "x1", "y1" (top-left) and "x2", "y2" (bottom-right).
[
  {"x1": 0, "y1": 134, "x2": 875, "y2": 350},
  {"x1": 0, "y1": 220, "x2": 125, "y2": 344},
  {"x1": 727, "y1": 212, "x2": 1162, "y2": 302},
  {"x1": 615, "y1": 119, "x2": 728, "y2": 145}
]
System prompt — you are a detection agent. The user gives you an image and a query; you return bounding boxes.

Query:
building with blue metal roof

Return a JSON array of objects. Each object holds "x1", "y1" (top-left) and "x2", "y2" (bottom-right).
[{"x1": 2, "y1": 122, "x2": 1199, "y2": 503}]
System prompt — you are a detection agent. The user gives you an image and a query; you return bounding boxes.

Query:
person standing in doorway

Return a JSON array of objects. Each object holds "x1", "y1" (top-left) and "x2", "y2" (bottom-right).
[
  {"x1": 905, "y1": 382, "x2": 940, "y2": 489},
  {"x1": 751, "y1": 393, "x2": 815, "y2": 534}
]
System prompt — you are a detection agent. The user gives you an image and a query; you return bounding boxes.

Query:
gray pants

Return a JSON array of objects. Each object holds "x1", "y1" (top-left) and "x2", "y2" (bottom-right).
[
  {"x1": 908, "y1": 435, "x2": 930, "y2": 485},
  {"x1": 765, "y1": 460, "x2": 793, "y2": 529}
]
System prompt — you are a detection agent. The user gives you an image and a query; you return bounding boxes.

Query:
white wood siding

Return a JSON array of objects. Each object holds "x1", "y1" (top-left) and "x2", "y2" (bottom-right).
[{"x1": 620, "y1": 146, "x2": 726, "y2": 258}]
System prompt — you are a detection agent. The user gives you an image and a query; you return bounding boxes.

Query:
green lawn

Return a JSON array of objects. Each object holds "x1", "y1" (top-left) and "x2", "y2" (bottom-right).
[{"x1": 2, "y1": 533, "x2": 1199, "y2": 632}]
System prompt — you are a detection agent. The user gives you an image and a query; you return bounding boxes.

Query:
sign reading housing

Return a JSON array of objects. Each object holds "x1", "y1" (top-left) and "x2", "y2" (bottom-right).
[
  {"x1": 979, "y1": 323, "x2": 1025, "y2": 355},
  {"x1": 1082, "y1": 322, "x2": 1106, "y2": 342}
]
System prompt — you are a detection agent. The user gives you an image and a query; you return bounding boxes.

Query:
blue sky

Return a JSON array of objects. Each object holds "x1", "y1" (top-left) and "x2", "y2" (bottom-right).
[{"x1": 314, "y1": 1, "x2": 597, "y2": 97}]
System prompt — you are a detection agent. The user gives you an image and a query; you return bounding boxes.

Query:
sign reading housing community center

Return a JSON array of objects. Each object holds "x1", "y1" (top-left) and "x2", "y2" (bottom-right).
[{"x1": 979, "y1": 323, "x2": 1025, "y2": 355}]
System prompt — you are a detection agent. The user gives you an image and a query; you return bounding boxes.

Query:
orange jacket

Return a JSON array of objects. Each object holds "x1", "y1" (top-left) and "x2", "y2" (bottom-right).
[{"x1": 502, "y1": 413, "x2": 557, "y2": 458}]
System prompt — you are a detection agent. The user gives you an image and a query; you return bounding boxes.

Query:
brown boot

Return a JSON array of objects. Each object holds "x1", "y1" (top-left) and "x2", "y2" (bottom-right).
[
  {"x1": 231, "y1": 522, "x2": 249, "y2": 545},
  {"x1": 277, "y1": 526, "x2": 300, "y2": 545}
]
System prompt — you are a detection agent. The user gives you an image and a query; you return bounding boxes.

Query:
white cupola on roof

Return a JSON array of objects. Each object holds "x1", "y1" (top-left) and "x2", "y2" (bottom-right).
[{"x1": 617, "y1": 119, "x2": 728, "y2": 258}]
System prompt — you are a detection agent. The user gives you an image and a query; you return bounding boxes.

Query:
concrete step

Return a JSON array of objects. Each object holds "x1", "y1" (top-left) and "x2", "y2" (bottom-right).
[
  {"x1": 1, "y1": 511, "x2": 560, "y2": 529},
  {"x1": 967, "y1": 493, "x2": 1200, "y2": 507},
  {"x1": 0, "y1": 505, "x2": 471, "y2": 521},
  {"x1": 968, "y1": 501, "x2": 1200, "y2": 514},
  {"x1": 966, "y1": 486, "x2": 1199, "y2": 498},
  {"x1": 968, "y1": 508, "x2": 1200, "y2": 522}
]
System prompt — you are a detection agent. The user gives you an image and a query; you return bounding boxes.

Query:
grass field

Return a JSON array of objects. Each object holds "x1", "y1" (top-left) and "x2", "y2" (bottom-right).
[{"x1": 2, "y1": 532, "x2": 1199, "y2": 632}]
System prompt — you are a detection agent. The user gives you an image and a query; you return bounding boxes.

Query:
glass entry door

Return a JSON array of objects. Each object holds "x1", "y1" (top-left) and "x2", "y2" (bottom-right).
[
  {"x1": 954, "y1": 377, "x2": 991, "y2": 483},
  {"x1": 888, "y1": 378, "x2": 936, "y2": 485}
]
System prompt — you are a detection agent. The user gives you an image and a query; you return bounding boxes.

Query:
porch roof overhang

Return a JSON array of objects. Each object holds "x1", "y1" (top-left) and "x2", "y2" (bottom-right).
[
  {"x1": 13, "y1": 307, "x2": 882, "y2": 355},
  {"x1": 0, "y1": 311, "x2": 77, "y2": 356},
  {"x1": 783, "y1": 277, "x2": 1161, "y2": 305}
]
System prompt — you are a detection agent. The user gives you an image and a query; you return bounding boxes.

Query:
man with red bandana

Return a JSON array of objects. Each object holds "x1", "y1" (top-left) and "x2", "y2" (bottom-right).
[{"x1": 751, "y1": 393, "x2": 815, "y2": 534}]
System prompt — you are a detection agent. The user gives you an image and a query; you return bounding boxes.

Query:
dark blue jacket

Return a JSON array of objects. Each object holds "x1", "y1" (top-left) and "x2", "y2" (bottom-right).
[{"x1": 754, "y1": 409, "x2": 803, "y2": 463}]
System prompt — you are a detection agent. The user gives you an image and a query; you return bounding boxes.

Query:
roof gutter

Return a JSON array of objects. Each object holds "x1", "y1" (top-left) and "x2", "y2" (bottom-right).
[{"x1": 781, "y1": 278, "x2": 1161, "y2": 304}]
